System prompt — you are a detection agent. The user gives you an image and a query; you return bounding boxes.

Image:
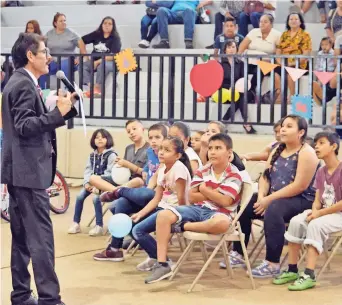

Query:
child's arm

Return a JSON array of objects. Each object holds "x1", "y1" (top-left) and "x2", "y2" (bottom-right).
[
  {"x1": 175, "y1": 178, "x2": 188, "y2": 206},
  {"x1": 147, "y1": 168, "x2": 159, "y2": 189},
  {"x1": 241, "y1": 145, "x2": 271, "y2": 162},
  {"x1": 131, "y1": 185, "x2": 163, "y2": 222},
  {"x1": 189, "y1": 185, "x2": 207, "y2": 204},
  {"x1": 116, "y1": 157, "x2": 144, "y2": 176},
  {"x1": 317, "y1": 200, "x2": 342, "y2": 217}
]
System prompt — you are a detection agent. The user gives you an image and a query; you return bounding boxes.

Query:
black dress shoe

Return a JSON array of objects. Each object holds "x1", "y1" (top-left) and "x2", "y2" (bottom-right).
[
  {"x1": 22, "y1": 295, "x2": 38, "y2": 305},
  {"x1": 205, "y1": 44, "x2": 215, "y2": 49},
  {"x1": 152, "y1": 40, "x2": 170, "y2": 49}
]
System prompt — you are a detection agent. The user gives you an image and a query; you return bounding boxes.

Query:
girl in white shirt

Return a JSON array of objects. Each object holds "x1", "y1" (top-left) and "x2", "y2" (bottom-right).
[{"x1": 131, "y1": 137, "x2": 193, "y2": 273}]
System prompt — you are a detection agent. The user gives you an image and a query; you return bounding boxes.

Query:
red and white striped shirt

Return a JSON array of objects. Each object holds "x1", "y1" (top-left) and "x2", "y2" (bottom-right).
[{"x1": 191, "y1": 163, "x2": 243, "y2": 215}]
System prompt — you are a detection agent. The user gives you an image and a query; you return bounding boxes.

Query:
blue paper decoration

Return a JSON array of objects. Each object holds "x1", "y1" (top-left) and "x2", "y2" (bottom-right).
[{"x1": 291, "y1": 95, "x2": 312, "y2": 119}]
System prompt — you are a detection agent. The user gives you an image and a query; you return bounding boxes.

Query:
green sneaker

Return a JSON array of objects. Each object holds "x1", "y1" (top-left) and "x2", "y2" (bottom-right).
[
  {"x1": 273, "y1": 271, "x2": 299, "y2": 285},
  {"x1": 288, "y1": 273, "x2": 316, "y2": 291}
]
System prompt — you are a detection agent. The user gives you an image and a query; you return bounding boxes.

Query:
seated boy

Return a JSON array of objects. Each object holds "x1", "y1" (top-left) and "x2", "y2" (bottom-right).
[
  {"x1": 273, "y1": 131, "x2": 342, "y2": 291},
  {"x1": 90, "y1": 119, "x2": 149, "y2": 193},
  {"x1": 144, "y1": 133, "x2": 243, "y2": 284}
]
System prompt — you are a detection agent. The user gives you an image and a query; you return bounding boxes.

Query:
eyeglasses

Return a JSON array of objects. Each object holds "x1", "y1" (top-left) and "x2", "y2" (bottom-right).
[{"x1": 37, "y1": 48, "x2": 50, "y2": 56}]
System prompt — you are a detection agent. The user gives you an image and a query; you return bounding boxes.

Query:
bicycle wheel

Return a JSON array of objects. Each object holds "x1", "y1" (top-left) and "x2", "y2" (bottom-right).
[
  {"x1": 48, "y1": 170, "x2": 70, "y2": 214},
  {"x1": 1, "y1": 184, "x2": 10, "y2": 222}
]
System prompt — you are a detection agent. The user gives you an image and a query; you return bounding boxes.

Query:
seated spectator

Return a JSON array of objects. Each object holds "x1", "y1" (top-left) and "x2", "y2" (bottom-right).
[
  {"x1": 138, "y1": 0, "x2": 174, "y2": 48},
  {"x1": 273, "y1": 131, "x2": 342, "y2": 291},
  {"x1": 219, "y1": 40, "x2": 256, "y2": 134},
  {"x1": 238, "y1": 1, "x2": 276, "y2": 37},
  {"x1": 238, "y1": 14, "x2": 281, "y2": 97},
  {"x1": 152, "y1": 0, "x2": 204, "y2": 49},
  {"x1": 191, "y1": 130, "x2": 205, "y2": 155},
  {"x1": 39, "y1": 12, "x2": 87, "y2": 89},
  {"x1": 313, "y1": 35, "x2": 341, "y2": 105},
  {"x1": 276, "y1": 13, "x2": 312, "y2": 100},
  {"x1": 25, "y1": 20, "x2": 42, "y2": 35},
  {"x1": 168, "y1": 122, "x2": 202, "y2": 172},
  {"x1": 331, "y1": 97, "x2": 342, "y2": 139},
  {"x1": 81, "y1": 16, "x2": 121, "y2": 98},
  {"x1": 240, "y1": 119, "x2": 281, "y2": 161},
  {"x1": 0, "y1": 56, "x2": 13, "y2": 91},
  {"x1": 1, "y1": 1, "x2": 23, "y2": 6},
  {"x1": 146, "y1": 133, "x2": 242, "y2": 283},
  {"x1": 68, "y1": 129, "x2": 117, "y2": 236},
  {"x1": 223, "y1": 115, "x2": 319, "y2": 277},
  {"x1": 326, "y1": 0, "x2": 342, "y2": 43},
  {"x1": 94, "y1": 136, "x2": 192, "y2": 263},
  {"x1": 90, "y1": 120, "x2": 149, "y2": 193},
  {"x1": 315, "y1": 37, "x2": 336, "y2": 73},
  {"x1": 317, "y1": 0, "x2": 336, "y2": 23},
  {"x1": 289, "y1": 0, "x2": 314, "y2": 15},
  {"x1": 206, "y1": 0, "x2": 244, "y2": 49},
  {"x1": 212, "y1": 17, "x2": 244, "y2": 55}
]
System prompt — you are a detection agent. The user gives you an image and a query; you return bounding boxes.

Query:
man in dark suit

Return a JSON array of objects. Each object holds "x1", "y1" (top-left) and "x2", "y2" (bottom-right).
[{"x1": 1, "y1": 33, "x2": 77, "y2": 305}]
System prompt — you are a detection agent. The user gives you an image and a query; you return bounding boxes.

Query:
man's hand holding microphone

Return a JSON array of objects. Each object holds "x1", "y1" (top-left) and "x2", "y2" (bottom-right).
[{"x1": 56, "y1": 89, "x2": 78, "y2": 117}]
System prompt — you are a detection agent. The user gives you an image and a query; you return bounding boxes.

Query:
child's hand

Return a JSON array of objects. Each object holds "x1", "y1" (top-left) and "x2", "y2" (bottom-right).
[
  {"x1": 142, "y1": 171, "x2": 148, "y2": 182},
  {"x1": 201, "y1": 133, "x2": 210, "y2": 147},
  {"x1": 306, "y1": 209, "x2": 321, "y2": 223},
  {"x1": 131, "y1": 213, "x2": 143, "y2": 223},
  {"x1": 92, "y1": 188, "x2": 100, "y2": 195},
  {"x1": 115, "y1": 157, "x2": 128, "y2": 168},
  {"x1": 85, "y1": 183, "x2": 93, "y2": 192}
]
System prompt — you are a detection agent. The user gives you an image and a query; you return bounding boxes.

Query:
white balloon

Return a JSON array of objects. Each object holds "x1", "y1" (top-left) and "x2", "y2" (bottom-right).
[
  {"x1": 235, "y1": 77, "x2": 251, "y2": 93},
  {"x1": 111, "y1": 165, "x2": 131, "y2": 186}
]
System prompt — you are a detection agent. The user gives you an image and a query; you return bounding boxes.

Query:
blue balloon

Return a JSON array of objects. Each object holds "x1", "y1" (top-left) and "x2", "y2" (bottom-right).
[{"x1": 108, "y1": 213, "x2": 133, "y2": 238}]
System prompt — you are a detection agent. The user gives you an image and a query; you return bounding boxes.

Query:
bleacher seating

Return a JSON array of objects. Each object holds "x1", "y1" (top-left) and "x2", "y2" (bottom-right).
[{"x1": 0, "y1": 0, "x2": 336, "y2": 131}]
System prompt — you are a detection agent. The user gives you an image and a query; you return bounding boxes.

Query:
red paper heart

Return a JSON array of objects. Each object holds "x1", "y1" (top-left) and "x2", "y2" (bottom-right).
[
  {"x1": 296, "y1": 102, "x2": 307, "y2": 113},
  {"x1": 190, "y1": 60, "x2": 224, "y2": 97}
]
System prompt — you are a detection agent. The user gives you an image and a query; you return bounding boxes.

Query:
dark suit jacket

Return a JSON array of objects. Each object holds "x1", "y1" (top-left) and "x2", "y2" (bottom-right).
[{"x1": 1, "y1": 68, "x2": 77, "y2": 189}]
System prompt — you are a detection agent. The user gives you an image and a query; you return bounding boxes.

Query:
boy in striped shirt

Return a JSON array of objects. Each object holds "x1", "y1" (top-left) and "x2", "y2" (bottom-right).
[{"x1": 145, "y1": 133, "x2": 243, "y2": 284}]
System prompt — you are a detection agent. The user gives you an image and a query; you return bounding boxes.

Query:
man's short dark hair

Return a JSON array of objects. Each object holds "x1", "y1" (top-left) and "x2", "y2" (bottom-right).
[
  {"x1": 224, "y1": 17, "x2": 236, "y2": 24},
  {"x1": 11, "y1": 33, "x2": 45, "y2": 69},
  {"x1": 90, "y1": 129, "x2": 114, "y2": 150},
  {"x1": 149, "y1": 123, "x2": 167, "y2": 138},
  {"x1": 209, "y1": 133, "x2": 233, "y2": 150},
  {"x1": 125, "y1": 119, "x2": 143, "y2": 128}
]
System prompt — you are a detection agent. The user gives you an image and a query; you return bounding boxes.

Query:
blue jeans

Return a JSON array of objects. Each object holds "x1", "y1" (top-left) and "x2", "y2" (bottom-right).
[
  {"x1": 82, "y1": 60, "x2": 116, "y2": 86},
  {"x1": 109, "y1": 187, "x2": 155, "y2": 249},
  {"x1": 175, "y1": 205, "x2": 226, "y2": 222},
  {"x1": 39, "y1": 59, "x2": 78, "y2": 89},
  {"x1": 316, "y1": 0, "x2": 336, "y2": 10},
  {"x1": 141, "y1": 14, "x2": 158, "y2": 41},
  {"x1": 238, "y1": 12, "x2": 262, "y2": 37},
  {"x1": 73, "y1": 188, "x2": 103, "y2": 226},
  {"x1": 131, "y1": 207, "x2": 163, "y2": 259},
  {"x1": 156, "y1": 7, "x2": 197, "y2": 41}
]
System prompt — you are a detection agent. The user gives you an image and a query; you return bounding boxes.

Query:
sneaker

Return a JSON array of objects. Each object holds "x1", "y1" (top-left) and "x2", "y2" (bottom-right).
[
  {"x1": 138, "y1": 39, "x2": 150, "y2": 48},
  {"x1": 152, "y1": 40, "x2": 170, "y2": 49},
  {"x1": 68, "y1": 223, "x2": 81, "y2": 234},
  {"x1": 89, "y1": 225, "x2": 104, "y2": 237},
  {"x1": 100, "y1": 190, "x2": 119, "y2": 202},
  {"x1": 288, "y1": 272, "x2": 316, "y2": 291},
  {"x1": 22, "y1": 295, "x2": 38, "y2": 305},
  {"x1": 273, "y1": 271, "x2": 299, "y2": 285},
  {"x1": 84, "y1": 90, "x2": 101, "y2": 98},
  {"x1": 145, "y1": 263, "x2": 172, "y2": 284},
  {"x1": 219, "y1": 251, "x2": 246, "y2": 269},
  {"x1": 93, "y1": 248, "x2": 124, "y2": 262},
  {"x1": 185, "y1": 40, "x2": 194, "y2": 49},
  {"x1": 205, "y1": 44, "x2": 214, "y2": 49},
  {"x1": 137, "y1": 257, "x2": 157, "y2": 271},
  {"x1": 251, "y1": 260, "x2": 280, "y2": 278}
]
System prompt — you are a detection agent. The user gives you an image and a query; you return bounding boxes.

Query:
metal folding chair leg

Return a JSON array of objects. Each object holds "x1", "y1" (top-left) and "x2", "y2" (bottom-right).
[
  {"x1": 169, "y1": 240, "x2": 196, "y2": 281},
  {"x1": 125, "y1": 240, "x2": 136, "y2": 254},
  {"x1": 222, "y1": 240, "x2": 233, "y2": 278},
  {"x1": 317, "y1": 236, "x2": 342, "y2": 281},
  {"x1": 200, "y1": 241, "x2": 209, "y2": 262},
  {"x1": 131, "y1": 244, "x2": 140, "y2": 256},
  {"x1": 87, "y1": 204, "x2": 110, "y2": 227},
  {"x1": 250, "y1": 238, "x2": 266, "y2": 266},
  {"x1": 187, "y1": 238, "x2": 226, "y2": 293}
]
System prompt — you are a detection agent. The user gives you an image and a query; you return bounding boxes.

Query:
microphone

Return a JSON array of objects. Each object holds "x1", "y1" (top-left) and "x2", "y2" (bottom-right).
[{"x1": 56, "y1": 70, "x2": 80, "y2": 100}]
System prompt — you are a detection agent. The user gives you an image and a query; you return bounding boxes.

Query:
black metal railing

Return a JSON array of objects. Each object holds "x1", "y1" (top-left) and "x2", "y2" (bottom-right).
[{"x1": 1, "y1": 52, "x2": 341, "y2": 131}]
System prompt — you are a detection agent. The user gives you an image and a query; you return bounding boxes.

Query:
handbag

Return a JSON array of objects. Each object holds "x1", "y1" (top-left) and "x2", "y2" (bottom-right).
[{"x1": 244, "y1": 1, "x2": 264, "y2": 15}]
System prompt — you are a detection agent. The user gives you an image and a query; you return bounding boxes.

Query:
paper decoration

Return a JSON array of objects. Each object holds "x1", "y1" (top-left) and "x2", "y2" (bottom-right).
[
  {"x1": 285, "y1": 67, "x2": 308, "y2": 82},
  {"x1": 291, "y1": 95, "x2": 312, "y2": 119},
  {"x1": 201, "y1": 54, "x2": 210, "y2": 62},
  {"x1": 235, "y1": 77, "x2": 251, "y2": 93},
  {"x1": 314, "y1": 71, "x2": 336, "y2": 85},
  {"x1": 114, "y1": 48, "x2": 137, "y2": 75},
  {"x1": 256, "y1": 60, "x2": 279, "y2": 75},
  {"x1": 190, "y1": 60, "x2": 224, "y2": 97}
]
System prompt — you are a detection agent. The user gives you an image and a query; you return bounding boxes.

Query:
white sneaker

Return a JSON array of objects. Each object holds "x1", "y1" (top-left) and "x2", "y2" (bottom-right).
[
  {"x1": 68, "y1": 223, "x2": 81, "y2": 234},
  {"x1": 138, "y1": 39, "x2": 150, "y2": 48},
  {"x1": 137, "y1": 257, "x2": 157, "y2": 271},
  {"x1": 89, "y1": 225, "x2": 104, "y2": 236}
]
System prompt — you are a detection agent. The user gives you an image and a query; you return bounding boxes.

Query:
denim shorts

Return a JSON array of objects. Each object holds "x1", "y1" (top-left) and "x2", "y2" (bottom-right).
[
  {"x1": 101, "y1": 175, "x2": 118, "y2": 186},
  {"x1": 171, "y1": 205, "x2": 232, "y2": 223}
]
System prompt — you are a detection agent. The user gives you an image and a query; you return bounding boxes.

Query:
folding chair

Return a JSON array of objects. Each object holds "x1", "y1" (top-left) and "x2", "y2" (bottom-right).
[
  {"x1": 87, "y1": 202, "x2": 111, "y2": 227},
  {"x1": 298, "y1": 230, "x2": 342, "y2": 281},
  {"x1": 169, "y1": 182, "x2": 256, "y2": 292}
]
